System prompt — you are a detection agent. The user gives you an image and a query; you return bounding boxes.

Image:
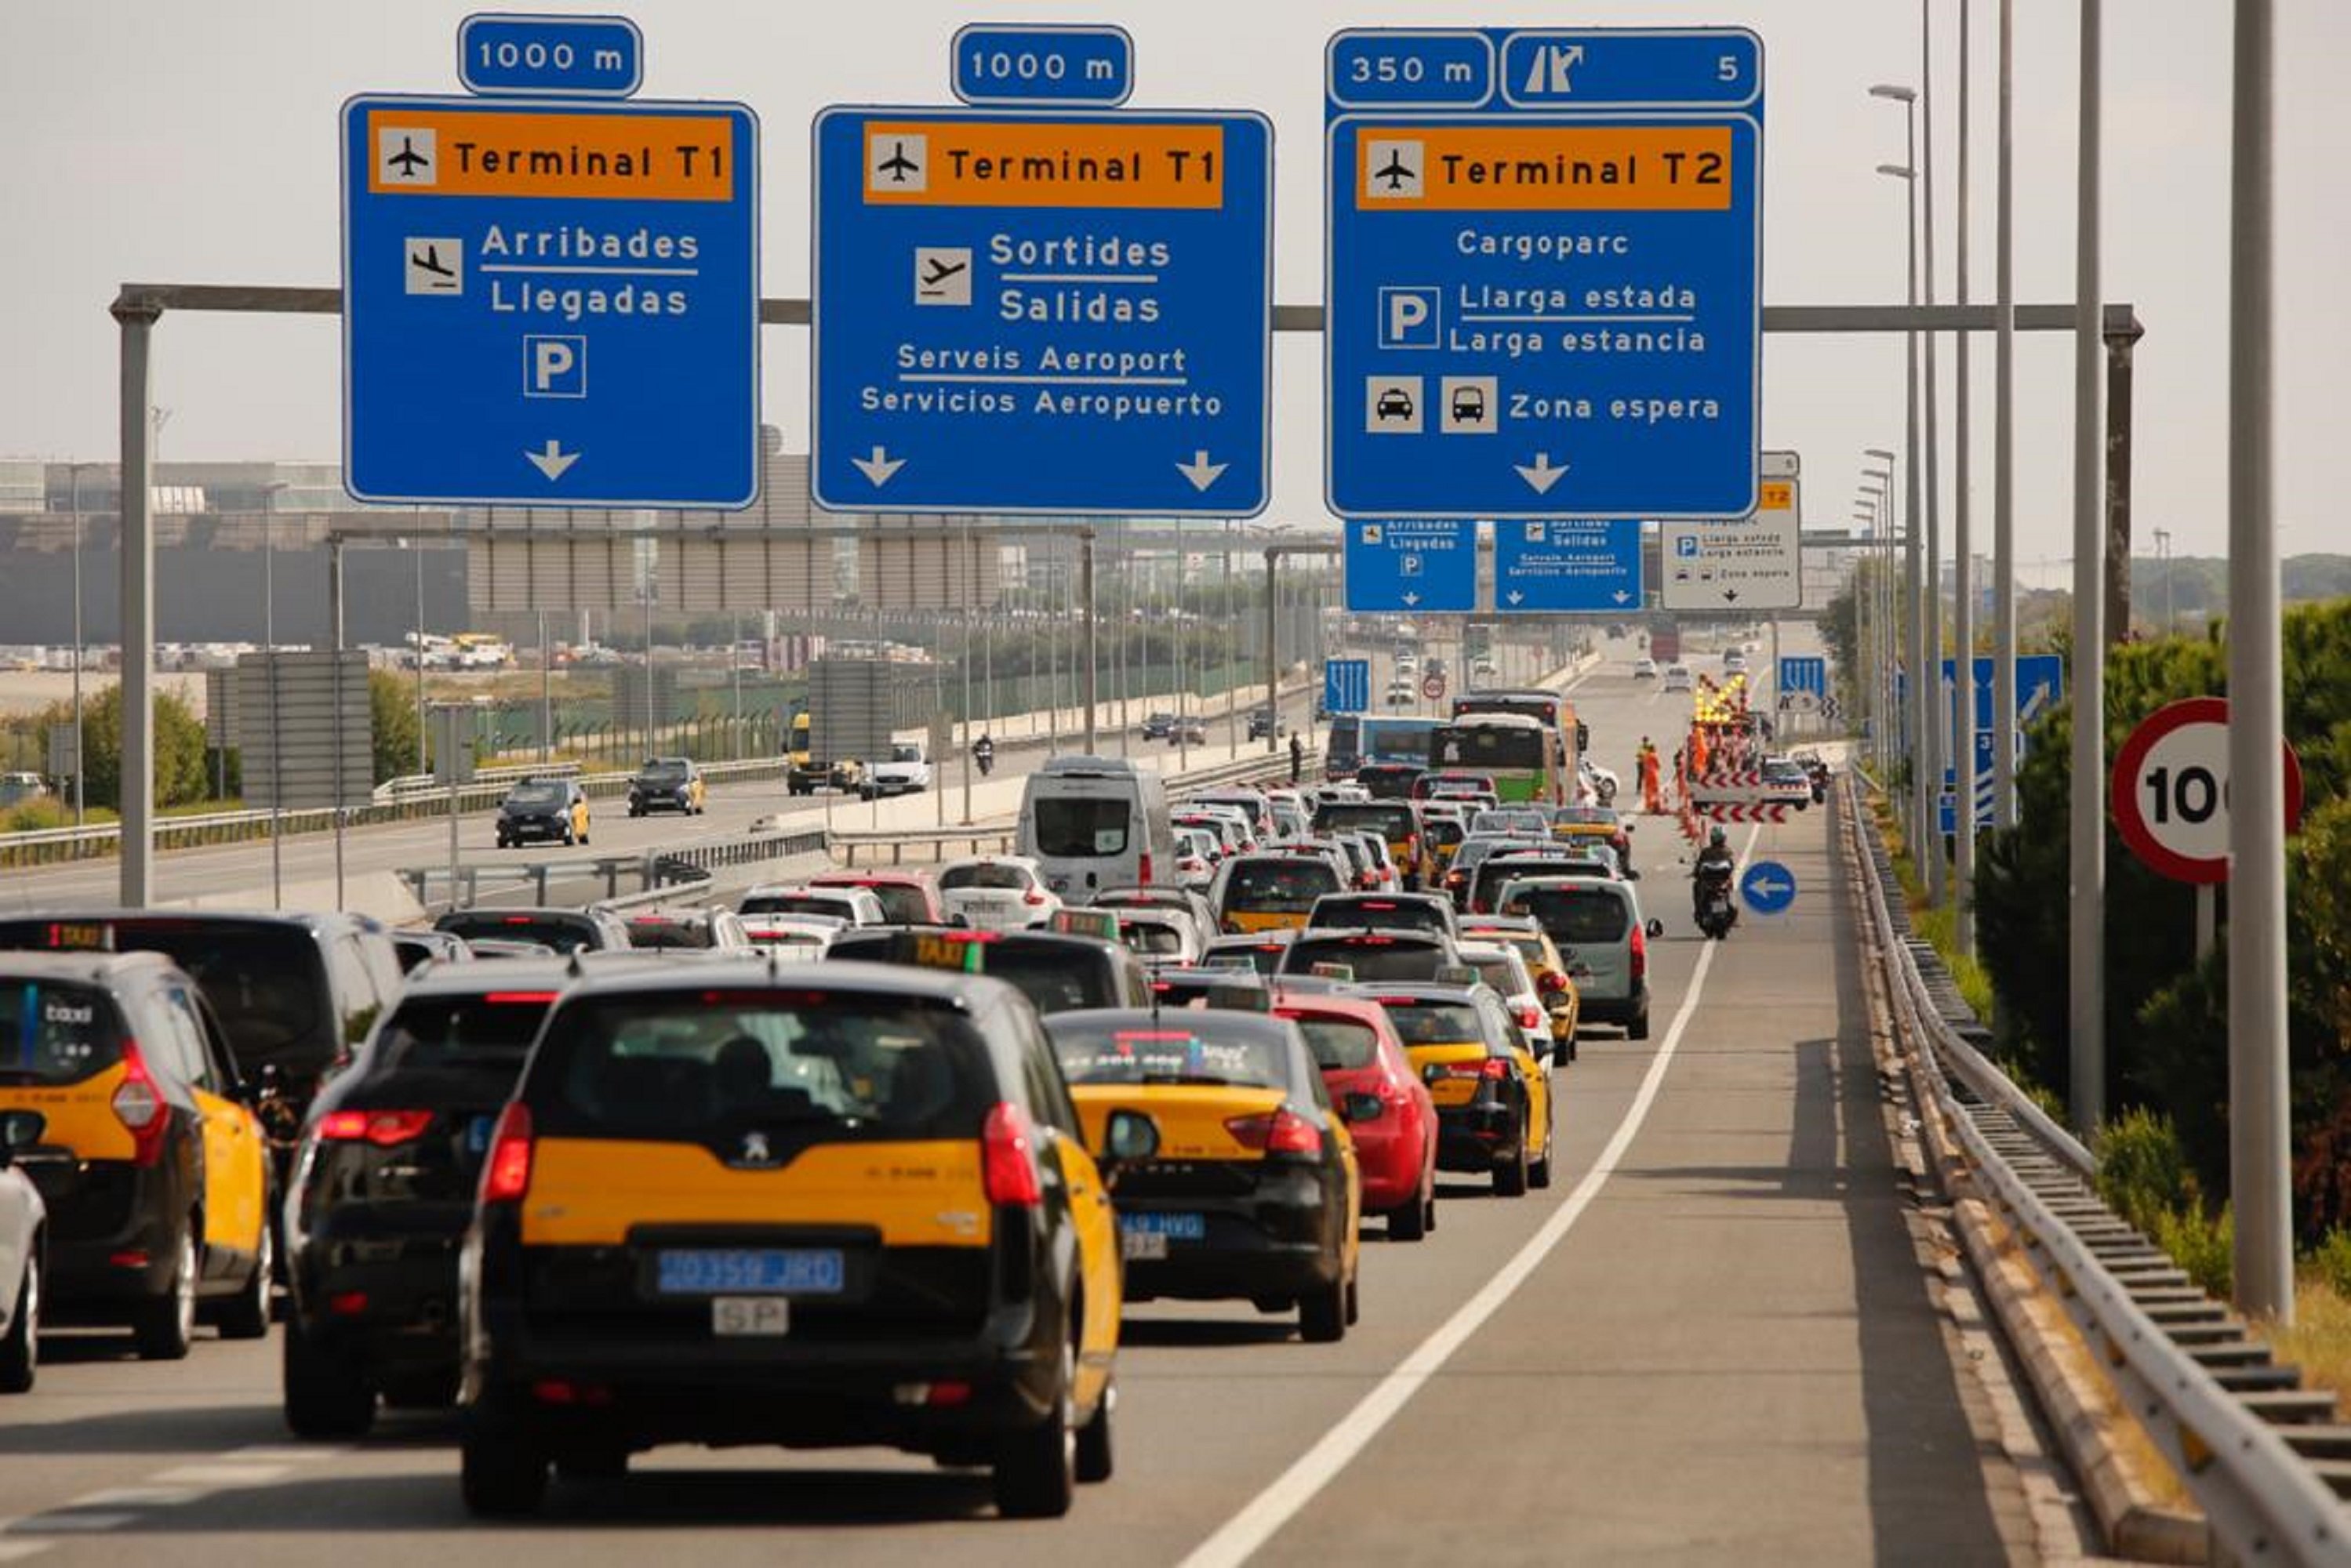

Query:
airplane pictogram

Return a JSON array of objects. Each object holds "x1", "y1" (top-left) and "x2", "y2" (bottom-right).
[
  {"x1": 877, "y1": 141, "x2": 921, "y2": 183},
  {"x1": 387, "y1": 136, "x2": 431, "y2": 178}
]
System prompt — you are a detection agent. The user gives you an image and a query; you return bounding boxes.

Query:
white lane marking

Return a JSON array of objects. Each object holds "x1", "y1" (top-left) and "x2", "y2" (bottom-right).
[
  {"x1": 0, "y1": 1543, "x2": 53, "y2": 1562},
  {"x1": 225, "y1": 1446, "x2": 347, "y2": 1463},
  {"x1": 1180, "y1": 824, "x2": 1754, "y2": 1568},
  {"x1": 150, "y1": 1463, "x2": 289, "y2": 1488},
  {"x1": 9, "y1": 1515, "x2": 137, "y2": 1534},
  {"x1": 49, "y1": 1488, "x2": 202, "y2": 1509}
]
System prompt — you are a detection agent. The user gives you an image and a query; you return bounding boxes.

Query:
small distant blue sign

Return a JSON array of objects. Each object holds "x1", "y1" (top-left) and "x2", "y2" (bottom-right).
[
  {"x1": 458, "y1": 14, "x2": 643, "y2": 98},
  {"x1": 341, "y1": 89, "x2": 760, "y2": 508},
  {"x1": 1739, "y1": 859, "x2": 1797, "y2": 915},
  {"x1": 952, "y1": 25, "x2": 1133, "y2": 107},
  {"x1": 1325, "y1": 27, "x2": 1764, "y2": 521},
  {"x1": 1942, "y1": 655, "x2": 2064, "y2": 731},
  {"x1": 1494, "y1": 519, "x2": 1641, "y2": 612},
  {"x1": 812, "y1": 107, "x2": 1272, "y2": 516},
  {"x1": 1940, "y1": 781, "x2": 1997, "y2": 836},
  {"x1": 1344, "y1": 519, "x2": 1475, "y2": 612},
  {"x1": 1324, "y1": 659, "x2": 1372, "y2": 715},
  {"x1": 1779, "y1": 655, "x2": 1826, "y2": 701}
]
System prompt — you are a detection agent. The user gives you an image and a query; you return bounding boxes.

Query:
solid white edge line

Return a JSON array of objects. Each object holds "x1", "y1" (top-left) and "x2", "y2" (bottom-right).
[{"x1": 1179, "y1": 824, "x2": 1757, "y2": 1568}]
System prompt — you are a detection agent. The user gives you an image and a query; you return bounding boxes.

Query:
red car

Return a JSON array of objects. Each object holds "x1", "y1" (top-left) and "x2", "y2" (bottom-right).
[
  {"x1": 1271, "y1": 985, "x2": 1439, "y2": 1240},
  {"x1": 808, "y1": 869, "x2": 945, "y2": 926}
]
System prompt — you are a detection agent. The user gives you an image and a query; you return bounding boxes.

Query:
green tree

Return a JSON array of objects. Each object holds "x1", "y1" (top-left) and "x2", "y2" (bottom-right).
[
  {"x1": 48, "y1": 683, "x2": 210, "y2": 811},
  {"x1": 369, "y1": 669, "x2": 423, "y2": 785}
]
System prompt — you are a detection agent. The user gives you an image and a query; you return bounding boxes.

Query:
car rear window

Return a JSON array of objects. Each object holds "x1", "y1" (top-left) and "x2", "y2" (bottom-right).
[
  {"x1": 0, "y1": 978, "x2": 126, "y2": 1086},
  {"x1": 1312, "y1": 898, "x2": 1448, "y2": 937},
  {"x1": 739, "y1": 892, "x2": 856, "y2": 921},
  {"x1": 1380, "y1": 1000, "x2": 1488, "y2": 1047},
  {"x1": 1120, "y1": 920, "x2": 1186, "y2": 956},
  {"x1": 1466, "y1": 956, "x2": 1523, "y2": 996},
  {"x1": 1282, "y1": 936, "x2": 1447, "y2": 983},
  {"x1": 1223, "y1": 858, "x2": 1341, "y2": 913},
  {"x1": 1034, "y1": 797, "x2": 1132, "y2": 858},
  {"x1": 840, "y1": 883, "x2": 931, "y2": 925},
  {"x1": 1204, "y1": 941, "x2": 1290, "y2": 975},
  {"x1": 1045, "y1": 1019, "x2": 1296, "y2": 1092},
  {"x1": 438, "y1": 912, "x2": 603, "y2": 956},
  {"x1": 1314, "y1": 804, "x2": 1415, "y2": 842},
  {"x1": 532, "y1": 992, "x2": 988, "y2": 1142},
  {"x1": 940, "y1": 863, "x2": 1030, "y2": 891},
  {"x1": 831, "y1": 932, "x2": 1121, "y2": 1017},
  {"x1": 625, "y1": 918, "x2": 712, "y2": 950},
  {"x1": 1283, "y1": 1013, "x2": 1382, "y2": 1072},
  {"x1": 372, "y1": 993, "x2": 554, "y2": 1073},
  {"x1": 1508, "y1": 886, "x2": 1631, "y2": 944}
]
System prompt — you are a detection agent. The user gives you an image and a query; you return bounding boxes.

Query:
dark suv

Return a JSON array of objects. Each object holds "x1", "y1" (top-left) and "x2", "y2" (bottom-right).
[
  {"x1": 496, "y1": 777, "x2": 590, "y2": 848},
  {"x1": 626, "y1": 757, "x2": 704, "y2": 817}
]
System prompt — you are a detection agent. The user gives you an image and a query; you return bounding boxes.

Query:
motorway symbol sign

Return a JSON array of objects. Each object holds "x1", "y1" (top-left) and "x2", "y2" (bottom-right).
[
  {"x1": 951, "y1": 24, "x2": 1132, "y2": 107},
  {"x1": 812, "y1": 98, "x2": 1272, "y2": 516},
  {"x1": 2110, "y1": 696, "x2": 2306, "y2": 885},
  {"x1": 1421, "y1": 670, "x2": 1447, "y2": 701},
  {"x1": 1344, "y1": 519, "x2": 1475, "y2": 612},
  {"x1": 1659, "y1": 486, "x2": 1800, "y2": 610},
  {"x1": 1942, "y1": 654, "x2": 2064, "y2": 733},
  {"x1": 343, "y1": 70, "x2": 759, "y2": 508},
  {"x1": 1493, "y1": 518, "x2": 1641, "y2": 613},
  {"x1": 457, "y1": 14, "x2": 643, "y2": 98},
  {"x1": 1779, "y1": 654, "x2": 1826, "y2": 713},
  {"x1": 1324, "y1": 658, "x2": 1372, "y2": 715},
  {"x1": 1324, "y1": 27, "x2": 1764, "y2": 520},
  {"x1": 1739, "y1": 859, "x2": 1797, "y2": 915}
]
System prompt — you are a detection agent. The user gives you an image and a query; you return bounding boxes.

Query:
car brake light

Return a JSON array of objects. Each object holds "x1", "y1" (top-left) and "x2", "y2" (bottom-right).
[
  {"x1": 1537, "y1": 971, "x2": 1567, "y2": 994},
  {"x1": 1022, "y1": 889, "x2": 1048, "y2": 906},
  {"x1": 1517, "y1": 1004, "x2": 1543, "y2": 1030},
  {"x1": 111, "y1": 1040, "x2": 168, "y2": 1167},
  {"x1": 982, "y1": 1101, "x2": 1045, "y2": 1207},
  {"x1": 318, "y1": 1109, "x2": 435, "y2": 1147},
  {"x1": 1630, "y1": 920, "x2": 1648, "y2": 983},
  {"x1": 479, "y1": 1103, "x2": 535, "y2": 1203},
  {"x1": 1138, "y1": 852, "x2": 1154, "y2": 886},
  {"x1": 483, "y1": 991, "x2": 559, "y2": 1005},
  {"x1": 1224, "y1": 1108, "x2": 1321, "y2": 1156}
]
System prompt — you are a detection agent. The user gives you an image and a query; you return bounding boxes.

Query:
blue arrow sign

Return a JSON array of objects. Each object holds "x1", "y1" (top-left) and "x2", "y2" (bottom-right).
[
  {"x1": 1494, "y1": 518, "x2": 1642, "y2": 612},
  {"x1": 1739, "y1": 859, "x2": 1797, "y2": 915},
  {"x1": 1941, "y1": 655, "x2": 2064, "y2": 731},
  {"x1": 1779, "y1": 655, "x2": 1826, "y2": 699},
  {"x1": 1324, "y1": 27, "x2": 1764, "y2": 521},
  {"x1": 951, "y1": 25, "x2": 1132, "y2": 107},
  {"x1": 1344, "y1": 519, "x2": 1476, "y2": 612},
  {"x1": 342, "y1": 88, "x2": 760, "y2": 508},
  {"x1": 812, "y1": 107, "x2": 1271, "y2": 516},
  {"x1": 1324, "y1": 658, "x2": 1372, "y2": 715}
]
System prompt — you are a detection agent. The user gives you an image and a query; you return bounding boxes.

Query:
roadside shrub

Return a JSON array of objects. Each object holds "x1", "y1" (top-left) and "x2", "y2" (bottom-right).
[
  {"x1": 2097, "y1": 1107, "x2": 2195, "y2": 1236},
  {"x1": 2310, "y1": 1229, "x2": 2351, "y2": 1298}
]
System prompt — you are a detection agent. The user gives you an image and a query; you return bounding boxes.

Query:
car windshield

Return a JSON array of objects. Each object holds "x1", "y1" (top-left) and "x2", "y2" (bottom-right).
[
  {"x1": 1282, "y1": 1012, "x2": 1383, "y2": 1071},
  {"x1": 1034, "y1": 797, "x2": 1131, "y2": 858},
  {"x1": 891, "y1": 744, "x2": 921, "y2": 763},
  {"x1": 1223, "y1": 858, "x2": 1341, "y2": 913},
  {"x1": 372, "y1": 993, "x2": 553, "y2": 1073},
  {"x1": 1508, "y1": 886, "x2": 1632, "y2": 944},
  {"x1": 507, "y1": 782, "x2": 566, "y2": 808},
  {"x1": 0, "y1": 978, "x2": 125, "y2": 1086},
  {"x1": 1380, "y1": 1000, "x2": 1488, "y2": 1047},
  {"x1": 1046, "y1": 1018, "x2": 1295, "y2": 1091},
  {"x1": 638, "y1": 761, "x2": 688, "y2": 781},
  {"x1": 438, "y1": 911, "x2": 602, "y2": 956},
  {"x1": 535, "y1": 993, "x2": 987, "y2": 1142},
  {"x1": 940, "y1": 863, "x2": 1031, "y2": 892}
]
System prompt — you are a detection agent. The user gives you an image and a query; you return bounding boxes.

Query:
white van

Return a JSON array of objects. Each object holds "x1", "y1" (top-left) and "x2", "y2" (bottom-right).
[{"x1": 1017, "y1": 755, "x2": 1178, "y2": 899}]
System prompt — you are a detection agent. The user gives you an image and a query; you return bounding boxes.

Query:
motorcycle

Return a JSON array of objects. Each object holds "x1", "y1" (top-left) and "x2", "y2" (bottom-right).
[{"x1": 1694, "y1": 864, "x2": 1738, "y2": 940}]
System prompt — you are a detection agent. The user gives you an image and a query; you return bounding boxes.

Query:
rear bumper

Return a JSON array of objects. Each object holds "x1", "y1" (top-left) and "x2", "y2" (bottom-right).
[
  {"x1": 290, "y1": 1220, "x2": 467, "y2": 1378},
  {"x1": 1433, "y1": 1101, "x2": 1523, "y2": 1172},
  {"x1": 1578, "y1": 986, "x2": 1648, "y2": 1025},
  {"x1": 1115, "y1": 1175, "x2": 1346, "y2": 1305},
  {"x1": 31, "y1": 1158, "x2": 187, "y2": 1309}
]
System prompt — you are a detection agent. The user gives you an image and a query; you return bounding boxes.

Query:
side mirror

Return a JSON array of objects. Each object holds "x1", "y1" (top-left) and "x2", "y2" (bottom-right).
[
  {"x1": 1099, "y1": 1108, "x2": 1161, "y2": 1171},
  {"x1": 1343, "y1": 1092, "x2": 1384, "y2": 1125},
  {"x1": 1645, "y1": 917, "x2": 1666, "y2": 939},
  {"x1": 0, "y1": 1109, "x2": 45, "y2": 1167}
]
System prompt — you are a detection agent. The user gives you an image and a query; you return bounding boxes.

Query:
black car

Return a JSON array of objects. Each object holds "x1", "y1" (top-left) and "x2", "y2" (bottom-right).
[
  {"x1": 1277, "y1": 928, "x2": 1460, "y2": 984},
  {"x1": 282, "y1": 962, "x2": 571, "y2": 1435},
  {"x1": 1247, "y1": 709, "x2": 1285, "y2": 740},
  {"x1": 827, "y1": 927, "x2": 1152, "y2": 1017},
  {"x1": 1139, "y1": 711, "x2": 1178, "y2": 740},
  {"x1": 434, "y1": 907, "x2": 633, "y2": 956},
  {"x1": 495, "y1": 777, "x2": 590, "y2": 848},
  {"x1": 626, "y1": 756, "x2": 704, "y2": 817}
]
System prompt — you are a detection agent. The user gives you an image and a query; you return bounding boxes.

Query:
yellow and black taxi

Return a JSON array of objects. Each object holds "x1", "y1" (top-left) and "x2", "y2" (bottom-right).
[
  {"x1": 626, "y1": 756, "x2": 707, "y2": 817},
  {"x1": 825, "y1": 926, "x2": 1152, "y2": 1018},
  {"x1": 1310, "y1": 798, "x2": 1432, "y2": 891},
  {"x1": 282, "y1": 960, "x2": 574, "y2": 1438},
  {"x1": 0, "y1": 949, "x2": 271, "y2": 1357},
  {"x1": 496, "y1": 775, "x2": 592, "y2": 849},
  {"x1": 1041, "y1": 1008, "x2": 1364, "y2": 1343},
  {"x1": 1367, "y1": 981, "x2": 1556, "y2": 1196},
  {"x1": 457, "y1": 958, "x2": 1157, "y2": 1519},
  {"x1": 1463, "y1": 915, "x2": 1582, "y2": 1065}
]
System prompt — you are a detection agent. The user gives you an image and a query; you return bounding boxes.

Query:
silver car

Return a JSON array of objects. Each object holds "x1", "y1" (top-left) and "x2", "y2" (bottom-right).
[{"x1": 0, "y1": 1110, "x2": 45, "y2": 1392}]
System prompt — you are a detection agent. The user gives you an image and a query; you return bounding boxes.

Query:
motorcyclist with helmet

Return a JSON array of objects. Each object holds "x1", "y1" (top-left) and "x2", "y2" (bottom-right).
[{"x1": 1692, "y1": 825, "x2": 1737, "y2": 925}]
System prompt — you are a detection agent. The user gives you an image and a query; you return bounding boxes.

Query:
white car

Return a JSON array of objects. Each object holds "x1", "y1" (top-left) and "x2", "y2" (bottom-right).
[
  {"x1": 0, "y1": 1110, "x2": 44, "y2": 1392},
  {"x1": 1632, "y1": 657, "x2": 1659, "y2": 679},
  {"x1": 738, "y1": 884, "x2": 888, "y2": 927},
  {"x1": 1662, "y1": 664, "x2": 1694, "y2": 693},
  {"x1": 1579, "y1": 760, "x2": 1620, "y2": 808},
  {"x1": 938, "y1": 855, "x2": 1061, "y2": 931},
  {"x1": 862, "y1": 742, "x2": 932, "y2": 799},
  {"x1": 738, "y1": 913, "x2": 848, "y2": 960},
  {"x1": 1114, "y1": 907, "x2": 1205, "y2": 966},
  {"x1": 1457, "y1": 942, "x2": 1553, "y2": 1062},
  {"x1": 1173, "y1": 827, "x2": 1221, "y2": 888},
  {"x1": 1723, "y1": 652, "x2": 1747, "y2": 675}
]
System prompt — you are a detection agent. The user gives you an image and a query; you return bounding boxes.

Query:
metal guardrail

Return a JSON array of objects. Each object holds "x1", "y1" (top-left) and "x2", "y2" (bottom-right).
[
  {"x1": 402, "y1": 821, "x2": 827, "y2": 915},
  {"x1": 1843, "y1": 775, "x2": 2350, "y2": 1566}
]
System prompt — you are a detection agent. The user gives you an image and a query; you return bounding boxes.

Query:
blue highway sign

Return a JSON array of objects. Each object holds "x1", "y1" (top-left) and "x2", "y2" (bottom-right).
[
  {"x1": 458, "y1": 14, "x2": 643, "y2": 98},
  {"x1": 1325, "y1": 27, "x2": 1764, "y2": 521},
  {"x1": 1739, "y1": 859, "x2": 1797, "y2": 916},
  {"x1": 1779, "y1": 655, "x2": 1826, "y2": 702},
  {"x1": 1324, "y1": 659, "x2": 1372, "y2": 715},
  {"x1": 1344, "y1": 519, "x2": 1475, "y2": 612},
  {"x1": 1942, "y1": 655, "x2": 2064, "y2": 732},
  {"x1": 812, "y1": 107, "x2": 1272, "y2": 516},
  {"x1": 1494, "y1": 518, "x2": 1641, "y2": 612},
  {"x1": 342, "y1": 89, "x2": 759, "y2": 508},
  {"x1": 952, "y1": 25, "x2": 1132, "y2": 107}
]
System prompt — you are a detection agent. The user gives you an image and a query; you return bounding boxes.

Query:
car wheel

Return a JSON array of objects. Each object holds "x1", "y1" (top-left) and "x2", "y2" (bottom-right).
[
  {"x1": 559, "y1": 825, "x2": 575, "y2": 847},
  {"x1": 1074, "y1": 1374, "x2": 1114, "y2": 1484},
  {"x1": 0, "y1": 1245, "x2": 38, "y2": 1393},
  {"x1": 1529, "y1": 1133, "x2": 1553, "y2": 1190},
  {"x1": 1628, "y1": 1009, "x2": 1652, "y2": 1042},
  {"x1": 994, "y1": 1341, "x2": 1076, "y2": 1518},
  {"x1": 378, "y1": 1370, "x2": 460, "y2": 1409},
  {"x1": 1387, "y1": 1188, "x2": 1426, "y2": 1242},
  {"x1": 461, "y1": 1394, "x2": 549, "y2": 1517},
  {"x1": 1494, "y1": 1131, "x2": 1530, "y2": 1198},
  {"x1": 1298, "y1": 1276, "x2": 1348, "y2": 1343},
  {"x1": 555, "y1": 1443, "x2": 630, "y2": 1482},
  {"x1": 216, "y1": 1224, "x2": 271, "y2": 1341},
  {"x1": 282, "y1": 1311, "x2": 376, "y2": 1439},
  {"x1": 1344, "y1": 1270, "x2": 1361, "y2": 1327},
  {"x1": 132, "y1": 1222, "x2": 198, "y2": 1361}
]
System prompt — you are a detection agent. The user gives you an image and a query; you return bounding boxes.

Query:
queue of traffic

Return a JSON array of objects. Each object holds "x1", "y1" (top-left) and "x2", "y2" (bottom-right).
[{"x1": 0, "y1": 717, "x2": 1680, "y2": 1525}]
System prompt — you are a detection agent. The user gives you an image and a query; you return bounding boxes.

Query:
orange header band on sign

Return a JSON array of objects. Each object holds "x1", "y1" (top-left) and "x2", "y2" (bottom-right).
[
  {"x1": 1359, "y1": 125, "x2": 1735, "y2": 211},
  {"x1": 863, "y1": 121, "x2": 1225, "y2": 209},
  {"x1": 1760, "y1": 481, "x2": 1794, "y2": 511},
  {"x1": 367, "y1": 109, "x2": 737, "y2": 201}
]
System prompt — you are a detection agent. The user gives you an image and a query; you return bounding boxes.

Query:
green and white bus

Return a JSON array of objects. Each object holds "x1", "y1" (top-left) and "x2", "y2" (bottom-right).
[{"x1": 1427, "y1": 713, "x2": 1564, "y2": 805}]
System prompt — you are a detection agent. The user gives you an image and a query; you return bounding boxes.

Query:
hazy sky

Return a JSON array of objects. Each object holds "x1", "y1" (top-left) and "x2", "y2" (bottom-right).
[{"x1": 4, "y1": 0, "x2": 2346, "y2": 567}]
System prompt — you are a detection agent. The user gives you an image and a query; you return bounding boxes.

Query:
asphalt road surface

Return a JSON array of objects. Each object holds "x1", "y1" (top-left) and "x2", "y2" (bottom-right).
[{"x1": 0, "y1": 627, "x2": 2069, "y2": 1565}]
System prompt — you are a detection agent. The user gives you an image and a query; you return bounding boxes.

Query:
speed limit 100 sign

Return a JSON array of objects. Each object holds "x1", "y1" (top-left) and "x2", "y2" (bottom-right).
[{"x1": 2110, "y1": 696, "x2": 2305, "y2": 884}]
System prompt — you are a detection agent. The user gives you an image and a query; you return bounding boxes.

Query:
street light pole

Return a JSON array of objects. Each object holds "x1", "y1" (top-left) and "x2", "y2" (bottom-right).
[
  {"x1": 1992, "y1": 0, "x2": 2019, "y2": 833},
  {"x1": 66, "y1": 463, "x2": 98, "y2": 826},
  {"x1": 1918, "y1": 0, "x2": 1947, "y2": 909},
  {"x1": 2068, "y1": 0, "x2": 2107, "y2": 1138},
  {"x1": 262, "y1": 481, "x2": 288, "y2": 910},
  {"x1": 1873, "y1": 82, "x2": 1926, "y2": 867},
  {"x1": 1952, "y1": 0, "x2": 1978, "y2": 956}
]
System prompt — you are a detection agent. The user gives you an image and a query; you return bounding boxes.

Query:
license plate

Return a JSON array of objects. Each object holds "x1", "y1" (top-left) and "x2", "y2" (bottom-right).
[
  {"x1": 464, "y1": 1115, "x2": 494, "y2": 1156},
  {"x1": 1121, "y1": 1230, "x2": 1168, "y2": 1261},
  {"x1": 1121, "y1": 1211, "x2": 1205, "y2": 1242},
  {"x1": 711, "y1": 1296, "x2": 791, "y2": 1336},
  {"x1": 657, "y1": 1248, "x2": 845, "y2": 1296}
]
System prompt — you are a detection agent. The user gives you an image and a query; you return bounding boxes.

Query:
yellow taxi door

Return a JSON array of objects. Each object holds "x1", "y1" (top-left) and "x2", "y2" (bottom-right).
[
  {"x1": 1024, "y1": 1047, "x2": 1120, "y2": 1406},
  {"x1": 162, "y1": 986, "x2": 267, "y2": 1266}
]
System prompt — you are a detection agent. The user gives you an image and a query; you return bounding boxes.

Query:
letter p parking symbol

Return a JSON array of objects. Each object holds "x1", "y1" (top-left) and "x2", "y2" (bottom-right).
[
  {"x1": 1378, "y1": 286, "x2": 1440, "y2": 350},
  {"x1": 525, "y1": 335, "x2": 587, "y2": 399}
]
